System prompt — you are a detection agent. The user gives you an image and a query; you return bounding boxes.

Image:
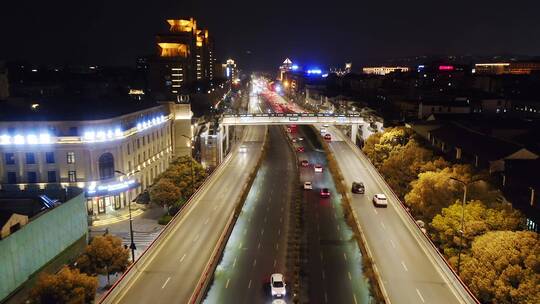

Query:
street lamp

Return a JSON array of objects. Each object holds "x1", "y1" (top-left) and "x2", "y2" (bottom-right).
[
  {"x1": 181, "y1": 135, "x2": 195, "y2": 197},
  {"x1": 449, "y1": 177, "x2": 482, "y2": 275},
  {"x1": 115, "y1": 169, "x2": 139, "y2": 263}
]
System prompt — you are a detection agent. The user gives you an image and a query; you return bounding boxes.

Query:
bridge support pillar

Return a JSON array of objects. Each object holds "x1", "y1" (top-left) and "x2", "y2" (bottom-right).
[
  {"x1": 351, "y1": 123, "x2": 358, "y2": 144},
  {"x1": 218, "y1": 125, "x2": 224, "y2": 164},
  {"x1": 224, "y1": 124, "x2": 229, "y2": 154}
]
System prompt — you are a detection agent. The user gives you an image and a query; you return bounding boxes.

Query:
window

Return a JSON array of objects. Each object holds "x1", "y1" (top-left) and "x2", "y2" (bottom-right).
[
  {"x1": 26, "y1": 152, "x2": 36, "y2": 164},
  {"x1": 67, "y1": 152, "x2": 75, "y2": 164},
  {"x1": 27, "y1": 172, "x2": 37, "y2": 183},
  {"x1": 98, "y1": 153, "x2": 115, "y2": 180},
  {"x1": 68, "y1": 171, "x2": 77, "y2": 182},
  {"x1": 7, "y1": 172, "x2": 16, "y2": 184},
  {"x1": 137, "y1": 139, "x2": 140, "y2": 149},
  {"x1": 127, "y1": 143, "x2": 131, "y2": 155},
  {"x1": 5, "y1": 153, "x2": 15, "y2": 165},
  {"x1": 48, "y1": 171, "x2": 57, "y2": 183},
  {"x1": 143, "y1": 151, "x2": 146, "y2": 160},
  {"x1": 142, "y1": 136, "x2": 146, "y2": 145},
  {"x1": 128, "y1": 161, "x2": 132, "y2": 172},
  {"x1": 69, "y1": 127, "x2": 78, "y2": 136},
  {"x1": 45, "y1": 152, "x2": 55, "y2": 164}
]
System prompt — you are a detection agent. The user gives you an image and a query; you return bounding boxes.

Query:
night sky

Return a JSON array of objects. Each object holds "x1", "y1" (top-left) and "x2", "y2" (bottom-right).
[{"x1": 1, "y1": 0, "x2": 539, "y2": 71}]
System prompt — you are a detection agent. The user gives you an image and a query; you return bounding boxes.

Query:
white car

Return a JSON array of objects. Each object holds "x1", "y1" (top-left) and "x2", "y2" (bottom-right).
[
  {"x1": 373, "y1": 194, "x2": 388, "y2": 207},
  {"x1": 239, "y1": 145, "x2": 247, "y2": 153},
  {"x1": 270, "y1": 273, "x2": 286, "y2": 297},
  {"x1": 314, "y1": 164, "x2": 323, "y2": 173},
  {"x1": 303, "y1": 181, "x2": 313, "y2": 190},
  {"x1": 320, "y1": 128, "x2": 326, "y2": 134}
]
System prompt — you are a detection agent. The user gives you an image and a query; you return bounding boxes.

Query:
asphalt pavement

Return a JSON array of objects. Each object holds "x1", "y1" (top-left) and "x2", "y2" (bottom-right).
[
  {"x1": 293, "y1": 126, "x2": 371, "y2": 304},
  {"x1": 203, "y1": 126, "x2": 295, "y2": 304},
  {"x1": 101, "y1": 125, "x2": 266, "y2": 304},
  {"x1": 324, "y1": 126, "x2": 466, "y2": 304}
]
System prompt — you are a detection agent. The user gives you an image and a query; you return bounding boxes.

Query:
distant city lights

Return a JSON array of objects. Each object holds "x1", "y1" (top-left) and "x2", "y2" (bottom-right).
[
  {"x1": 292, "y1": 64, "x2": 299, "y2": 71},
  {"x1": 307, "y1": 69, "x2": 322, "y2": 75}
]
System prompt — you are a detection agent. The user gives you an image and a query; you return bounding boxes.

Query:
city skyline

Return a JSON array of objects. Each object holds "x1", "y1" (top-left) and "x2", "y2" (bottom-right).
[{"x1": 1, "y1": 0, "x2": 540, "y2": 70}]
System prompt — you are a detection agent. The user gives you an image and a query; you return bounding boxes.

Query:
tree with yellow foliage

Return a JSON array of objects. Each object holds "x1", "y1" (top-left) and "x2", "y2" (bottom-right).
[
  {"x1": 30, "y1": 266, "x2": 97, "y2": 304},
  {"x1": 76, "y1": 234, "x2": 130, "y2": 287},
  {"x1": 431, "y1": 200, "x2": 523, "y2": 258},
  {"x1": 461, "y1": 231, "x2": 539, "y2": 304}
]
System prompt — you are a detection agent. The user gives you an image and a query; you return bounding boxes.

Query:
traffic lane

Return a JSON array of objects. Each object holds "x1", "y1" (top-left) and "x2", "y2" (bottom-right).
[
  {"x1": 328, "y1": 140, "x2": 461, "y2": 304},
  {"x1": 203, "y1": 126, "x2": 293, "y2": 304},
  {"x1": 296, "y1": 127, "x2": 367, "y2": 304},
  {"x1": 111, "y1": 126, "x2": 265, "y2": 304}
]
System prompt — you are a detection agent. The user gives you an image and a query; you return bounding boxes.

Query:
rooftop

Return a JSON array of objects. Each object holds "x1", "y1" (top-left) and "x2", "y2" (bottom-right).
[{"x1": 0, "y1": 98, "x2": 161, "y2": 122}]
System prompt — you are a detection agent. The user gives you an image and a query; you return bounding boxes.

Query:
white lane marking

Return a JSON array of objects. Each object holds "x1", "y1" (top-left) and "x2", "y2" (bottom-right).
[
  {"x1": 233, "y1": 257, "x2": 237, "y2": 268},
  {"x1": 193, "y1": 234, "x2": 200, "y2": 242},
  {"x1": 280, "y1": 217, "x2": 282, "y2": 223},
  {"x1": 253, "y1": 259, "x2": 257, "y2": 267},
  {"x1": 353, "y1": 294, "x2": 358, "y2": 304},
  {"x1": 179, "y1": 254, "x2": 186, "y2": 263},
  {"x1": 320, "y1": 252, "x2": 324, "y2": 261},
  {"x1": 248, "y1": 279, "x2": 252, "y2": 289},
  {"x1": 204, "y1": 218, "x2": 209, "y2": 225},
  {"x1": 276, "y1": 243, "x2": 279, "y2": 250},
  {"x1": 324, "y1": 292, "x2": 328, "y2": 303},
  {"x1": 278, "y1": 229, "x2": 281, "y2": 235},
  {"x1": 258, "y1": 242, "x2": 261, "y2": 249},
  {"x1": 322, "y1": 270, "x2": 326, "y2": 280},
  {"x1": 273, "y1": 259, "x2": 277, "y2": 267},
  {"x1": 380, "y1": 221, "x2": 386, "y2": 230},
  {"x1": 281, "y1": 207, "x2": 284, "y2": 212},
  {"x1": 390, "y1": 239, "x2": 396, "y2": 248},
  {"x1": 225, "y1": 278, "x2": 230, "y2": 289},
  {"x1": 261, "y1": 228, "x2": 264, "y2": 235},
  {"x1": 348, "y1": 271, "x2": 352, "y2": 281},
  {"x1": 337, "y1": 225, "x2": 341, "y2": 231},
  {"x1": 416, "y1": 288, "x2": 425, "y2": 303},
  {"x1": 161, "y1": 277, "x2": 171, "y2": 289},
  {"x1": 238, "y1": 242, "x2": 242, "y2": 249},
  {"x1": 343, "y1": 253, "x2": 348, "y2": 261},
  {"x1": 373, "y1": 208, "x2": 378, "y2": 215},
  {"x1": 401, "y1": 261, "x2": 409, "y2": 272},
  {"x1": 264, "y1": 216, "x2": 267, "y2": 223}
]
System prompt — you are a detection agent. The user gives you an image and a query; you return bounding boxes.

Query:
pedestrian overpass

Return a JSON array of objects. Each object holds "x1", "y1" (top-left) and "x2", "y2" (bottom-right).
[{"x1": 216, "y1": 113, "x2": 378, "y2": 163}]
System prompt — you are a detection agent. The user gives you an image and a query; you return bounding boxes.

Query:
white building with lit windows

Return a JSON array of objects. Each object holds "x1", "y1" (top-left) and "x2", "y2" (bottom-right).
[{"x1": 0, "y1": 99, "x2": 192, "y2": 217}]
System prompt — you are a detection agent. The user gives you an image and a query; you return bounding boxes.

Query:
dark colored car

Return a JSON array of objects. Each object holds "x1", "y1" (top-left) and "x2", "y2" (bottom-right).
[
  {"x1": 351, "y1": 182, "x2": 365, "y2": 194},
  {"x1": 320, "y1": 188, "x2": 331, "y2": 198},
  {"x1": 324, "y1": 133, "x2": 332, "y2": 141},
  {"x1": 300, "y1": 159, "x2": 309, "y2": 167}
]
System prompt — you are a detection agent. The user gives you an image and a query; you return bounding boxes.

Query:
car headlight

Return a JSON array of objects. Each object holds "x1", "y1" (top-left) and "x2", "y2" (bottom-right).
[{"x1": 271, "y1": 290, "x2": 276, "y2": 295}]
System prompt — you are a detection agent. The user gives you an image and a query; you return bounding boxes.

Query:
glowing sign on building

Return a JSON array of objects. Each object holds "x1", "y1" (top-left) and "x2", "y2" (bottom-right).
[{"x1": 438, "y1": 65, "x2": 454, "y2": 71}]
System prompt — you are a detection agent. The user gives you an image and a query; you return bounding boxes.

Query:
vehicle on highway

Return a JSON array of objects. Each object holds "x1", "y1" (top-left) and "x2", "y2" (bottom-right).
[
  {"x1": 296, "y1": 146, "x2": 305, "y2": 153},
  {"x1": 323, "y1": 124, "x2": 329, "y2": 127},
  {"x1": 270, "y1": 273, "x2": 286, "y2": 297},
  {"x1": 320, "y1": 188, "x2": 330, "y2": 198},
  {"x1": 351, "y1": 182, "x2": 365, "y2": 194},
  {"x1": 297, "y1": 137, "x2": 304, "y2": 141},
  {"x1": 272, "y1": 300, "x2": 286, "y2": 304},
  {"x1": 314, "y1": 164, "x2": 323, "y2": 173},
  {"x1": 320, "y1": 127, "x2": 326, "y2": 134},
  {"x1": 292, "y1": 138, "x2": 297, "y2": 143},
  {"x1": 324, "y1": 133, "x2": 332, "y2": 141},
  {"x1": 239, "y1": 145, "x2": 248, "y2": 153},
  {"x1": 372, "y1": 193, "x2": 388, "y2": 207},
  {"x1": 300, "y1": 159, "x2": 309, "y2": 167},
  {"x1": 304, "y1": 181, "x2": 313, "y2": 190}
]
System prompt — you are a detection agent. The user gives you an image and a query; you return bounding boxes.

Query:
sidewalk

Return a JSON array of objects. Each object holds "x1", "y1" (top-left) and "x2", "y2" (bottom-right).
[{"x1": 90, "y1": 203, "x2": 148, "y2": 227}]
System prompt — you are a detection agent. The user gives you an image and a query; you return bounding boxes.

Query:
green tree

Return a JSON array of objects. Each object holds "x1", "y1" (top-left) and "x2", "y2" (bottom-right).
[
  {"x1": 76, "y1": 234, "x2": 130, "y2": 286},
  {"x1": 431, "y1": 200, "x2": 523, "y2": 258},
  {"x1": 30, "y1": 266, "x2": 97, "y2": 304},
  {"x1": 461, "y1": 231, "x2": 540, "y2": 304},
  {"x1": 149, "y1": 178, "x2": 182, "y2": 214},
  {"x1": 379, "y1": 139, "x2": 434, "y2": 197}
]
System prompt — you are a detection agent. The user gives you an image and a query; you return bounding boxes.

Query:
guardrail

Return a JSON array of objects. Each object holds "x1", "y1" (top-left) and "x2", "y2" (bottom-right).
[
  {"x1": 334, "y1": 127, "x2": 480, "y2": 304},
  {"x1": 99, "y1": 128, "x2": 258, "y2": 303}
]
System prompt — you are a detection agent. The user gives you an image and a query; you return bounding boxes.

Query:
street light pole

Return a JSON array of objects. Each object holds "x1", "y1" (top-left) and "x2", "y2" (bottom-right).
[
  {"x1": 449, "y1": 177, "x2": 480, "y2": 276},
  {"x1": 115, "y1": 170, "x2": 138, "y2": 262}
]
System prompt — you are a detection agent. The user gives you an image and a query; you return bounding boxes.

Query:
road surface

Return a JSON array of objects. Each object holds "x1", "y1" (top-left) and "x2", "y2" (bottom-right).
[
  {"x1": 203, "y1": 126, "x2": 295, "y2": 304},
  {"x1": 101, "y1": 125, "x2": 266, "y2": 304},
  {"x1": 293, "y1": 126, "x2": 371, "y2": 304},
  {"x1": 323, "y1": 126, "x2": 467, "y2": 304}
]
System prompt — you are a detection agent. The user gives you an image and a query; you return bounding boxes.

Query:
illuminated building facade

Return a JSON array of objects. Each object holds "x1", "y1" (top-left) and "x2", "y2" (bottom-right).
[
  {"x1": 474, "y1": 62, "x2": 540, "y2": 75},
  {"x1": 362, "y1": 66, "x2": 409, "y2": 75},
  {"x1": 279, "y1": 58, "x2": 293, "y2": 81},
  {"x1": 149, "y1": 18, "x2": 216, "y2": 100},
  {"x1": 0, "y1": 100, "x2": 192, "y2": 217},
  {"x1": 225, "y1": 59, "x2": 238, "y2": 80}
]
